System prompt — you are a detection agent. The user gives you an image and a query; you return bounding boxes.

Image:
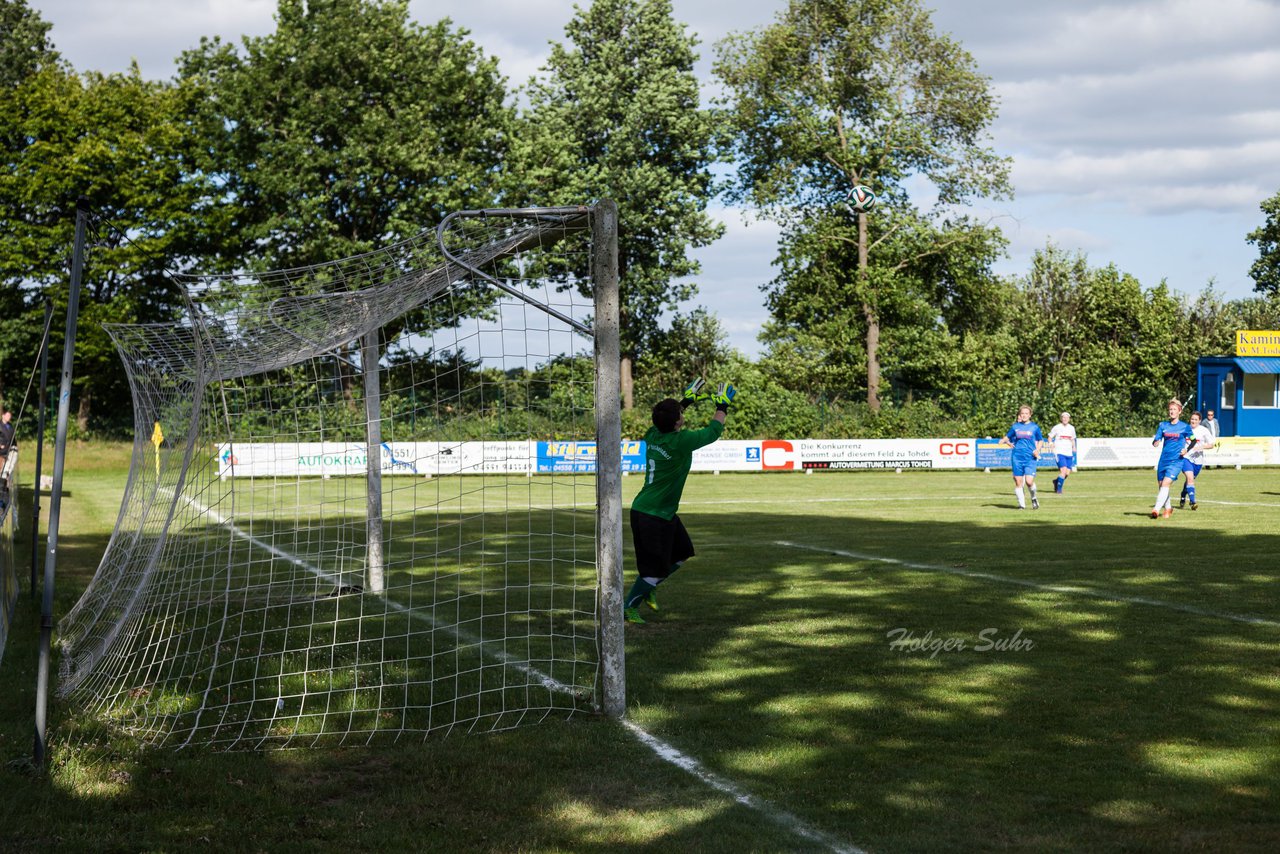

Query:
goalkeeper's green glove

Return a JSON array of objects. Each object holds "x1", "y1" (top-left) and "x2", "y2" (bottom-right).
[
  {"x1": 711, "y1": 382, "x2": 737, "y2": 412},
  {"x1": 681, "y1": 377, "x2": 708, "y2": 409}
]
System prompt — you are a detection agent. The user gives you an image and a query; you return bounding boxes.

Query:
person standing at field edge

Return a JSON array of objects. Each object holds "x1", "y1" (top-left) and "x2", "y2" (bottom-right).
[
  {"x1": 1048, "y1": 411, "x2": 1077, "y2": 494},
  {"x1": 999, "y1": 404, "x2": 1043, "y2": 510},
  {"x1": 624, "y1": 379, "x2": 736, "y2": 625},
  {"x1": 1203, "y1": 409, "x2": 1220, "y2": 441},
  {"x1": 0, "y1": 410, "x2": 14, "y2": 460}
]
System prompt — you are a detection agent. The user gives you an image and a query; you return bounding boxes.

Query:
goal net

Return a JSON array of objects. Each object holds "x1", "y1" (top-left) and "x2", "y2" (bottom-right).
[{"x1": 55, "y1": 205, "x2": 624, "y2": 749}]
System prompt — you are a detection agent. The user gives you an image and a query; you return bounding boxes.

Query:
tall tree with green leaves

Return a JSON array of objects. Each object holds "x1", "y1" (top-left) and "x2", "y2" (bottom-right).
[
  {"x1": 0, "y1": 0, "x2": 56, "y2": 89},
  {"x1": 1247, "y1": 191, "x2": 1280, "y2": 294},
  {"x1": 715, "y1": 0, "x2": 1012, "y2": 410},
  {"x1": 0, "y1": 63, "x2": 217, "y2": 430},
  {"x1": 179, "y1": 0, "x2": 512, "y2": 271},
  {"x1": 515, "y1": 0, "x2": 722, "y2": 408}
]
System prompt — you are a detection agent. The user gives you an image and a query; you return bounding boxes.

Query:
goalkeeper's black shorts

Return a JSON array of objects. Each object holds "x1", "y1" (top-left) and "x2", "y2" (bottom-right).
[{"x1": 630, "y1": 509, "x2": 695, "y2": 580}]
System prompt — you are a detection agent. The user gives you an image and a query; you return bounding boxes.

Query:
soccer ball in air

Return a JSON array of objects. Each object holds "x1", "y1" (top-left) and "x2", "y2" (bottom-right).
[{"x1": 846, "y1": 185, "x2": 876, "y2": 213}]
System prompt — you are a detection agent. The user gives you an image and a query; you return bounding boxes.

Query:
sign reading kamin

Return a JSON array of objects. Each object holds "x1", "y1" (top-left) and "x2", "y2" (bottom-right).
[{"x1": 1235, "y1": 330, "x2": 1280, "y2": 357}]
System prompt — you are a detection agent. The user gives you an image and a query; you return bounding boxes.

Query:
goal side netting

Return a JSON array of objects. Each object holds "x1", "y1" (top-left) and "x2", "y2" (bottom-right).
[{"x1": 54, "y1": 204, "x2": 624, "y2": 749}]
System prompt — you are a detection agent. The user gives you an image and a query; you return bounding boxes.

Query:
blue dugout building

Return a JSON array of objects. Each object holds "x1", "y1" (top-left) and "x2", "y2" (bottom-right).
[{"x1": 1196, "y1": 356, "x2": 1280, "y2": 436}]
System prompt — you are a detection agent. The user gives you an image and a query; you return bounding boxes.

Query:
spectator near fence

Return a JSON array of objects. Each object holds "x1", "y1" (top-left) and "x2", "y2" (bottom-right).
[{"x1": 0, "y1": 410, "x2": 13, "y2": 460}]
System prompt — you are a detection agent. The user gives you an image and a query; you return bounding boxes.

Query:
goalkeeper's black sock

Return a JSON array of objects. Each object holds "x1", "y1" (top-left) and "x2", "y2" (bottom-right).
[{"x1": 625, "y1": 578, "x2": 655, "y2": 609}]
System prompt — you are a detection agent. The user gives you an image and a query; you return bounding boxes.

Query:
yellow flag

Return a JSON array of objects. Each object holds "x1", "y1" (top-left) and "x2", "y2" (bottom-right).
[{"x1": 152, "y1": 421, "x2": 164, "y2": 479}]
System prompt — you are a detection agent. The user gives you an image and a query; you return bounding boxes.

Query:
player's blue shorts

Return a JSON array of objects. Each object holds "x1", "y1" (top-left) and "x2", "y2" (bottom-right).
[
  {"x1": 1056, "y1": 454, "x2": 1073, "y2": 469},
  {"x1": 1011, "y1": 457, "x2": 1037, "y2": 477},
  {"x1": 1181, "y1": 459, "x2": 1203, "y2": 477},
  {"x1": 1157, "y1": 460, "x2": 1184, "y2": 481}
]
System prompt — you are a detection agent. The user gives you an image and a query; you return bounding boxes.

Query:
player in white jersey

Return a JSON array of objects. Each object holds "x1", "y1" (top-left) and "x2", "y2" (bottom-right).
[
  {"x1": 1047, "y1": 412, "x2": 1077, "y2": 494},
  {"x1": 1178, "y1": 411, "x2": 1215, "y2": 510}
]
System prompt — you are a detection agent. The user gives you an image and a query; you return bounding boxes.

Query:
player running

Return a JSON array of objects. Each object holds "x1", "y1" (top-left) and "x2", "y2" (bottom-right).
[
  {"x1": 1150, "y1": 398, "x2": 1195, "y2": 519},
  {"x1": 999, "y1": 404, "x2": 1044, "y2": 510},
  {"x1": 1178, "y1": 410, "x2": 1215, "y2": 510},
  {"x1": 624, "y1": 379, "x2": 736, "y2": 625},
  {"x1": 1048, "y1": 411, "x2": 1077, "y2": 494}
]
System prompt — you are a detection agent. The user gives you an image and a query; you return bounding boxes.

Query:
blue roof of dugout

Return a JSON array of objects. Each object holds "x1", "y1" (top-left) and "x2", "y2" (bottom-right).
[{"x1": 1234, "y1": 357, "x2": 1280, "y2": 373}]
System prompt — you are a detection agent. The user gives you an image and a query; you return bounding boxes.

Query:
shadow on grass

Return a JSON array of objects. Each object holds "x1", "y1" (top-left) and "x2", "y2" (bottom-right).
[
  {"x1": 625, "y1": 506, "x2": 1280, "y2": 851},
  {"x1": 2, "y1": 484, "x2": 1279, "y2": 851}
]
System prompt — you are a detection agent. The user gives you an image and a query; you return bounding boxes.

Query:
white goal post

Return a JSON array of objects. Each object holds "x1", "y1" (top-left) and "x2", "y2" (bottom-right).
[{"x1": 55, "y1": 202, "x2": 623, "y2": 749}]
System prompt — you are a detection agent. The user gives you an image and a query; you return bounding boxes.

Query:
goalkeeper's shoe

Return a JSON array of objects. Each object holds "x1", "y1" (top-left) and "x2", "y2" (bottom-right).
[
  {"x1": 644, "y1": 590, "x2": 659, "y2": 611},
  {"x1": 623, "y1": 607, "x2": 646, "y2": 625}
]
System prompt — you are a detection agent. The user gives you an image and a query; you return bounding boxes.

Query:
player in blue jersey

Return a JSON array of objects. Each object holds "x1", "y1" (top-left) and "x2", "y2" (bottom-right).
[
  {"x1": 998, "y1": 404, "x2": 1044, "y2": 509},
  {"x1": 1150, "y1": 398, "x2": 1195, "y2": 519}
]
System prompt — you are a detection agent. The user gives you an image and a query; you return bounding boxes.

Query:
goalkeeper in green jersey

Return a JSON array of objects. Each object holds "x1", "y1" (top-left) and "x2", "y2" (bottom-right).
[{"x1": 624, "y1": 378, "x2": 736, "y2": 624}]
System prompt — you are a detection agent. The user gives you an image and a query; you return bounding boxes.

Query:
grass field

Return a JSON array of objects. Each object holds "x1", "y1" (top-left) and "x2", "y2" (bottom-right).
[{"x1": 3, "y1": 444, "x2": 1280, "y2": 852}]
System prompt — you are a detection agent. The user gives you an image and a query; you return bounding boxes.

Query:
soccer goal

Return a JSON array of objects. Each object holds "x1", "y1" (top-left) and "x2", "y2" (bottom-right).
[{"x1": 55, "y1": 203, "x2": 624, "y2": 749}]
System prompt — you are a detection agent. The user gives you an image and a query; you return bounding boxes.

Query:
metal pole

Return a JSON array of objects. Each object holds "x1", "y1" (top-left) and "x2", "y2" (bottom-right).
[
  {"x1": 592, "y1": 200, "x2": 624, "y2": 718},
  {"x1": 30, "y1": 299, "x2": 53, "y2": 598},
  {"x1": 34, "y1": 198, "x2": 89, "y2": 767},
  {"x1": 362, "y1": 330, "x2": 384, "y2": 593}
]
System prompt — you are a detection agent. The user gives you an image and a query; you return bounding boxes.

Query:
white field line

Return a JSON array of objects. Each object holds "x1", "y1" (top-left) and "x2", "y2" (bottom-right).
[
  {"x1": 621, "y1": 719, "x2": 867, "y2": 854},
  {"x1": 185, "y1": 494, "x2": 577, "y2": 696},
  {"x1": 776, "y1": 541, "x2": 1280, "y2": 629},
  {"x1": 181, "y1": 492, "x2": 861, "y2": 854}
]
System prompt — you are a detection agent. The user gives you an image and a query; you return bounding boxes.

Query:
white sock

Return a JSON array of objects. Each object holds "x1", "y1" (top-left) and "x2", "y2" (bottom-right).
[
  {"x1": 1015, "y1": 486, "x2": 1025, "y2": 508},
  {"x1": 1030, "y1": 484, "x2": 1038, "y2": 498},
  {"x1": 1155, "y1": 486, "x2": 1170, "y2": 510}
]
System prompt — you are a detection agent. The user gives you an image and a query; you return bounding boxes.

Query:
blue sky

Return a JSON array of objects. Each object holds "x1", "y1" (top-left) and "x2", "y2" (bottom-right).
[{"x1": 28, "y1": 0, "x2": 1280, "y2": 355}]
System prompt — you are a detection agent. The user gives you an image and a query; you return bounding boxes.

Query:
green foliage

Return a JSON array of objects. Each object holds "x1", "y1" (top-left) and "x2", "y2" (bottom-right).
[
  {"x1": 1247, "y1": 191, "x2": 1280, "y2": 294},
  {"x1": 714, "y1": 0, "x2": 1010, "y2": 215},
  {"x1": 515, "y1": 0, "x2": 723, "y2": 371},
  {"x1": 714, "y1": 0, "x2": 1012, "y2": 408},
  {"x1": 0, "y1": 63, "x2": 219, "y2": 424},
  {"x1": 0, "y1": 0, "x2": 56, "y2": 90},
  {"x1": 179, "y1": 0, "x2": 512, "y2": 271},
  {"x1": 682, "y1": 247, "x2": 1276, "y2": 439}
]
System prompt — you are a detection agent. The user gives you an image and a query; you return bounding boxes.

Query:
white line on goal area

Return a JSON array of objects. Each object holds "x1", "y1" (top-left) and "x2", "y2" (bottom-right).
[
  {"x1": 175, "y1": 491, "x2": 579, "y2": 699},
  {"x1": 175, "y1": 491, "x2": 862, "y2": 854},
  {"x1": 621, "y1": 719, "x2": 867, "y2": 854},
  {"x1": 775, "y1": 541, "x2": 1280, "y2": 629}
]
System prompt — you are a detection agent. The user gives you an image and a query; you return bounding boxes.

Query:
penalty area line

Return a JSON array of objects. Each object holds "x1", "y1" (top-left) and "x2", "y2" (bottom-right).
[
  {"x1": 621, "y1": 719, "x2": 868, "y2": 854},
  {"x1": 775, "y1": 540, "x2": 1280, "y2": 629},
  {"x1": 176, "y1": 491, "x2": 861, "y2": 854}
]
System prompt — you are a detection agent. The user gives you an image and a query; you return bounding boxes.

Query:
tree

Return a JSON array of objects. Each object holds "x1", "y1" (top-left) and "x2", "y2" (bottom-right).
[
  {"x1": 757, "y1": 204, "x2": 1006, "y2": 405},
  {"x1": 0, "y1": 0, "x2": 56, "y2": 89},
  {"x1": 1247, "y1": 191, "x2": 1280, "y2": 294},
  {"x1": 514, "y1": 0, "x2": 723, "y2": 408},
  {"x1": 0, "y1": 64, "x2": 218, "y2": 430},
  {"x1": 632, "y1": 308, "x2": 733, "y2": 404},
  {"x1": 179, "y1": 0, "x2": 512, "y2": 271},
  {"x1": 715, "y1": 0, "x2": 1012, "y2": 410}
]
